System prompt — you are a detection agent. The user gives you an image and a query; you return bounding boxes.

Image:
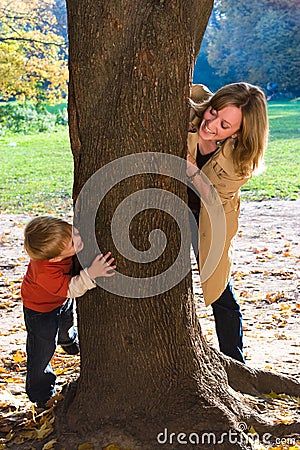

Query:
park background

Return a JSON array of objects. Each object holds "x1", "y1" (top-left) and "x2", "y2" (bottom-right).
[
  {"x1": 1, "y1": 0, "x2": 299, "y2": 210},
  {"x1": 0, "y1": 1, "x2": 299, "y2": 449}
]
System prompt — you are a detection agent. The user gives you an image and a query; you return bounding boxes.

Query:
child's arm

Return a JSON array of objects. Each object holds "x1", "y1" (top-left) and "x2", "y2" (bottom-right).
[{"x1": 67, "y1": 252, "x2": 116, "y2": 298}]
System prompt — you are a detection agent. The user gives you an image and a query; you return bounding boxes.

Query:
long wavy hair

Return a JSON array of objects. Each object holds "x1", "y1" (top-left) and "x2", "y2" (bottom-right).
[{"x1": 191, "y1": 82, "x2": 269, "y2": 176}]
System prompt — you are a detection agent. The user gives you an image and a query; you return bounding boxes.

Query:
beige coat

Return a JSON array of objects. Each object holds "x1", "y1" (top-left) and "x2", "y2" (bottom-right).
[{"x1": 188, "y1": 87, "x2": 249, "y2": 305}]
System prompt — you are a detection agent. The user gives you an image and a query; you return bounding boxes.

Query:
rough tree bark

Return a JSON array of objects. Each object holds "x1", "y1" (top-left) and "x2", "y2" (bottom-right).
[{"x1": 59, "y1": 1, "x2": 300, "y2": 448}]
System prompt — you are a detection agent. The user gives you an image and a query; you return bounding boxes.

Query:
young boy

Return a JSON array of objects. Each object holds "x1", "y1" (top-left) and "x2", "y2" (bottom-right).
[{"x1": 21, "y1": 216, "x2": 116, "y2": 409}]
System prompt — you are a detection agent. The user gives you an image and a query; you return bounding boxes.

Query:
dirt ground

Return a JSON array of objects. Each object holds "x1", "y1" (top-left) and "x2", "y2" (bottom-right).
[{"x1": 0, "y1": 199, "x2": 299, "y2": 445}]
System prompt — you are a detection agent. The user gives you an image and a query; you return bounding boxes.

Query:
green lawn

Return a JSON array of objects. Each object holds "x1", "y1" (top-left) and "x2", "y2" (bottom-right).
[
  {"x1": 0, "y1": 128, "x2": 73, "y2": 213},
  {"x1": 241, "y1": 101, "x2": 300, "y2": 200},
  {"x1": 0, "y1": 101, "x2": 299, "y2": 213}
]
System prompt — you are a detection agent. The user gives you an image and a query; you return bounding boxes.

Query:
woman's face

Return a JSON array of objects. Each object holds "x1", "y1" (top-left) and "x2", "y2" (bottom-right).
[{"x1": 199, "y1": 105, "x2": 242, "y2": 143}]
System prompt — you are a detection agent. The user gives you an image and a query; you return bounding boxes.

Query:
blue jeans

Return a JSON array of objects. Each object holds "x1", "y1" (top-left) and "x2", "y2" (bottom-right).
[
  {"x1": 189, "y1": 209, "x2": 245, "y2": 363},
  {"x1": 211, "y1": 283, "x2": 245, "y2": 363},
  {"x1": 23, "y1": 298, "x2": 77, "y2": 406}
]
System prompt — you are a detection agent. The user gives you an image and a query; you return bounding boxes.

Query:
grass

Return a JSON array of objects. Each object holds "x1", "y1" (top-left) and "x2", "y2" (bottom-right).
[
  {"x1": 0, "y1": 101, "x2": 299, "y2": 213},
  {"x1": 45, "y1": 103, "x2": 68, "y2": 114},
  {"x1": 241, "y1": 101, "x2": 300, "y2": 200},
  {"x1": 0, "y1": 127, "x2": 73, "y2": 213}
]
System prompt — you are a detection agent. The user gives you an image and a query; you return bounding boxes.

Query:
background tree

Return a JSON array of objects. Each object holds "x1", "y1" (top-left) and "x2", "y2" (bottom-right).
[
  {"x1": 56, "y1": 0, "x2": 300, "y2": 448},
  {"x1": 0, "y1": 0, "x2": 68, "y2": 102},
  {"x1": 51, "y1": 0, "x2": 68, "y2": 46},
  {"x1": 1, "y1": 0, "x2": 299, "y2": 103},
  {"x1": 200, "y1": 0, "x2": 300, "y2": 95}
]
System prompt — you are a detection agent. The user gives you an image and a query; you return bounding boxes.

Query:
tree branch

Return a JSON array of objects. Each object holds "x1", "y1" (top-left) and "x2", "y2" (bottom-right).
[{"x1": 0, "y1": 36, "x2": 66, "y2": 47}]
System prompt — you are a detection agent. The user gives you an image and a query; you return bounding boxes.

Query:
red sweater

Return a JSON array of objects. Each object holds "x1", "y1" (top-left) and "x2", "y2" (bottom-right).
[{"x1": 21, "y1": 257, "x2": 72, "y2": 312}]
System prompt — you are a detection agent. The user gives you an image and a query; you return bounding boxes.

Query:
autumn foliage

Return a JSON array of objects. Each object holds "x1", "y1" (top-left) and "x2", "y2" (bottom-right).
[{"x1": 0, "y1": 0, "x2": 68, "y2": 102}]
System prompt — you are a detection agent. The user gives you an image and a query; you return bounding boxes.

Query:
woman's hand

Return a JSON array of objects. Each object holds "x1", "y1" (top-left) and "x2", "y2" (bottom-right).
[
  {"x1": 186, "y1": 152, "x2": 212, "y2": 202},
  {"x1": 87, "y1": 252, "x2": 116, "y2": 280},
  {"x1": 186, "y1": 152, "x2": 198, "y2": 178}
]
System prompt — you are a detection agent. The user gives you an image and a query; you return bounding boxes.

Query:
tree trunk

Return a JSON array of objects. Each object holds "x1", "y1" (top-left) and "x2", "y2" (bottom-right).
[{"x1": 59, "y1": 1, "x2": 300, "y2": 448}]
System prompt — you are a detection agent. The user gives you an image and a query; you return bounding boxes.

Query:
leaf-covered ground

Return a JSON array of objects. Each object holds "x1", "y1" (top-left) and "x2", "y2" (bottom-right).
[{"x1": 0, "y1": 200, "x2": 299, "y2": 449}]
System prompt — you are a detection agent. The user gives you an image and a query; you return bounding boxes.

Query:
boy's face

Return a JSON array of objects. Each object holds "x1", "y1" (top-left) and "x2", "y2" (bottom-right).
[
  {"x1": 49, "y1": 227, "x2": 84, "y2": 261},
  {"x1": 56, "y1": 236, "x2": 77, "y2": 259},
  {"x1": 72, "y1": 227, "x2": 84, "y2": 253}
]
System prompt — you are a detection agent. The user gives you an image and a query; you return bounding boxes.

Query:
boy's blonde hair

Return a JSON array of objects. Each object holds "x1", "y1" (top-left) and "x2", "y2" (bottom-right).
[{"x1": 24, "y1": 216, "x2": 72, "y2": 260}]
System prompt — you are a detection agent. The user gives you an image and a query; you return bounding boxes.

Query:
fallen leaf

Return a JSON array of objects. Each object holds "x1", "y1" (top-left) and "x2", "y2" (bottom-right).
[
  {"x1": 277, "y1": 416, "x2": 295, "y2": 425},
  {"x1": 239, "y1": 290, "x2": 251, "y2": 298},
  {"x1": 264, "y1": 391, "x2": 286, "y2": 400},
  {"x1": 35, "y1": 420, "x2": 53, "y2": 439},
  {"x1": 265, "y1": 291, "x2": 285, "y2": 303},
  {"x1": 78, "y1": 443, "x2": 94, "y2": 450},
  {"x1": 103, "y1": 445, "x2": 131, "y2": 450},
  {"x1": 42, "y1": 438, "x2": 57, "y2": 449},
  {"x1": 265, "y1": 254, "x2": 275, "y2": 259},
  {"x1": 12, "y1": 351, "x2": 25, "y2": 364},
  {"x1": 279, "y1": 304, "x2": 291, "y2": 313},
  {"x1": 3, "y1": 377, "x2": 22, "y2": 383}
]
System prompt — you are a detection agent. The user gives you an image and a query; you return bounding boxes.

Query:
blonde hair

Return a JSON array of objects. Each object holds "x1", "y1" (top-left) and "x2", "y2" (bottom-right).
[
  {"x1": 24, "y1": 216, "x2": 72, "y2": 260},
  {"x1": 191, "y1": 82, "x2": 269, "y2": 176}
]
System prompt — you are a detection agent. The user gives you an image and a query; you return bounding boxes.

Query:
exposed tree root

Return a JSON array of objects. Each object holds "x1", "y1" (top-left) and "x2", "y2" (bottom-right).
[
  {"x1": 54, "y1": 375, "x2": 299, "y2": 450},
  {"x1": 219, "y1": 349, "x2": 300, "y2": 397},
  {"x1": 52, "y1": 342, "x2": 300, "y2": 450}
]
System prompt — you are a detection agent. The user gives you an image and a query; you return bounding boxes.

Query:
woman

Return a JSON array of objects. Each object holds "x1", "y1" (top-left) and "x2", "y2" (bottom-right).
[{"x1": 186, "y1": 82, "x2": 268, "y2": 363}]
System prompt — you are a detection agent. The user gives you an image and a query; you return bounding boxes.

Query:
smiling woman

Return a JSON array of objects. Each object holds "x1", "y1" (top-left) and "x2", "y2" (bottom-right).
[
  {"x1": 198, "y1": 105, "x2": 242, "y2": 153},
  {"x1": 187, "y1": 82, "x2": 269, "y2": 363}
]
